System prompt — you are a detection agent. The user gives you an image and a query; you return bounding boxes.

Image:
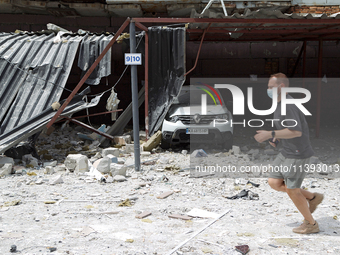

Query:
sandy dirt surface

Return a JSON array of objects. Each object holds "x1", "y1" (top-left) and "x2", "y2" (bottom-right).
[{"x1": 0, "y1": 125, "x2": 339, "y2": 255}]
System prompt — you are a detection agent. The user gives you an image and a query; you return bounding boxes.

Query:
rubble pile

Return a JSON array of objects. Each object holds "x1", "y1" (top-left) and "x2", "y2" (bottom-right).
[{"x1": 0, "y1": 125, "x2": 339, "y2": 254}]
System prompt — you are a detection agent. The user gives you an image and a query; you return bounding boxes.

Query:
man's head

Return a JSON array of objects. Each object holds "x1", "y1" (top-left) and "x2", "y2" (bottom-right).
[{"x1": 267, "y1": 73, "x2": 289, "y2": 100}]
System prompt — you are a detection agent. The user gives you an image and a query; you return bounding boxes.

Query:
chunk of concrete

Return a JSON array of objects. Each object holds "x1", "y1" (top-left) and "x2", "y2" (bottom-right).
[
  {"x1": 113, "y1": 175, "x2": 126, "y2": 182},
  {"x1": 50, "y1": 174, "x2": 63, "y2": 185},
  {"x1": 232, "y1": 146, "x2": 241, "y2": 155},
  {"x1": 44, "y1": 166, "x2": 55, "y2": 175},
  {"x1": 0, "y1": 157, "x2": 14, "y2": 168},
  {"x1": 22, "y1": 154, "x2": 38, "y2": 167},
  {"x1": 106, "y1": 154, "x2": 118, "y2": 163},
  {"x1": 43, "y1": 161, "x2": 57, "y2": 167},
  {"x1": 0, "y1": 163, "x2": 13, "y2": 176},
  {"x1": 102, "y1": 147, "x2": 120, "y2": 157},
  {"x1": 143, "y1": 130, "x2": 162, "y2": 152},
  {"x1": 110, "y1": 163, "x2": 127, "y2": 177},
  {"x1": 64, "y1": 154, "x2": 89, "y2": 173},
  {"x1": 124, "y1": 144, "x2": 134, "y2": 153},
  {"x1": 95, "y1": 157, "x2": 111, "y2": 174}
]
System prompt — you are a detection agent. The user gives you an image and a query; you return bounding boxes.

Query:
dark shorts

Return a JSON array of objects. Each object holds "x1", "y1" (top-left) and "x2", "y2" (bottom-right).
[{"x1": 269, "y1": 153, "x2": 311, "y2": 189}]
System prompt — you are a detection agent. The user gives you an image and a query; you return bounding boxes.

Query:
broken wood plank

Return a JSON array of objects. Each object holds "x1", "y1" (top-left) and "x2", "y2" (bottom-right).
[
  {"x1": 135, "y1": 211, "x2": 152, "y2": 219},
  {"x1": 168, "y1": 214, "x2": 193, "y2": 221},
  {"x1": 157, "y1": 191, "x2": 174, "y2": 199}
]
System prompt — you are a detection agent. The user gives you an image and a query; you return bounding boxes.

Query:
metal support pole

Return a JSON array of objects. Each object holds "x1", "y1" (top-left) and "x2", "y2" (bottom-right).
[
  {"x1": 302, "y1": 41, "x2": 307, "y2": 88},
  {"x1": 130, "y1": 21, "x2": 141, "y2": 171},
  {"x1": 145, "y1": 32, "x2": 149, "y2": 139},
  {"x1": 316, "y1": 39, "x2": 323, "y2": 138}
]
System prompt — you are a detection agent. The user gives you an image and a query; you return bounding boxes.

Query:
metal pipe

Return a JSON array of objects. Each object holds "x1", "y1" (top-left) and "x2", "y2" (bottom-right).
[
  {"x1": 145, "y1": 31, "x2": 149, "y2": 139},
  {"x1": 46, "y1": 17, "x2": 130, "y2": 129},
  {"x1": 316, "y1": 39, "x2": 323, "y2": 138},
  {"x1": 302, "y1": 41, "x2": 307, "y2": 88},
  {"x1": 130, "y1": 21, "x2": 141, "y2": 172},
  {"x1": 185, "y1": 24, "x2": 210, "y2": 76}
]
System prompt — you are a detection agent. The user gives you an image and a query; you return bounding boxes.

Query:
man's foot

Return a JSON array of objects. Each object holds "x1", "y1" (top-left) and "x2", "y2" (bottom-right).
[
  {"x1": 293, "y1": 220, "x2": 319, "y2": 234},
  {"x1": 308, "y1": 193, "x2": 324, "y2": 213}
]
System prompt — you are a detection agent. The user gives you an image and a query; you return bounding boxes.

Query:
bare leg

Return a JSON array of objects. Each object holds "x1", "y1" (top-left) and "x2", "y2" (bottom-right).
[
  {"x1": 268, "y1": 178, "x2": 316, "y2": 224},
  {"x1": 268, "y1": 178, "x2": 314, "y2": 199},
  {"x1": 286, "y1": 188, "x2": 315, "y2": 224}
]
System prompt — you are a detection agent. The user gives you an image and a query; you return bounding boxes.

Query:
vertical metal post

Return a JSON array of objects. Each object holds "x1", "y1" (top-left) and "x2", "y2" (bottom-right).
[
  {"x1": 130, "y1": 21, "x2": 141, "y2": 171},
  {"x1": 145, "y1": 32, "x2": 149, "y2": 139},
  {"x1": 316, "y1": 39, "x2": 322, "y2": 138},
  {"x1": 302, "y1": 41, "x2": 307, "y2": 88}
]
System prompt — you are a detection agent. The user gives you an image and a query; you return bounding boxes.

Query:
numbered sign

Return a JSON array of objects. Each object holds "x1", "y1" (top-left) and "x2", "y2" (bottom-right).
[{"x1": 125, "y1": 53, "x2": 142, "y2": 65}]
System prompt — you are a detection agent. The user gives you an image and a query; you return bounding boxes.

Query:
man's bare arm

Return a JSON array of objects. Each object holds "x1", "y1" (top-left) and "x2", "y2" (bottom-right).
[{"x1": 254, "y1": 128, "x2": 302, "y2": 143}]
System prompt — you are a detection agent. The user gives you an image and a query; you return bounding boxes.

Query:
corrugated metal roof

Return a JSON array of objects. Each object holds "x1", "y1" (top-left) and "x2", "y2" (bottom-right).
[{"x1": 0, "y1": 32, "x2": 82, "y2": 135}]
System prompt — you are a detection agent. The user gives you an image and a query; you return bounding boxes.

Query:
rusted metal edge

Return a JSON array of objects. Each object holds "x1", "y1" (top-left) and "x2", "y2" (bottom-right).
[{"x1": 46, "y1": 17, "x2": 131, "y2": 129}]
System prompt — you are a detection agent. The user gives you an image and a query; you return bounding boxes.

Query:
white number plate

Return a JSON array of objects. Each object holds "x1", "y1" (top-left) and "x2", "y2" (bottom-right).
[{"x1": 186, "y1": 128, "x2": 208, "y2": 134}]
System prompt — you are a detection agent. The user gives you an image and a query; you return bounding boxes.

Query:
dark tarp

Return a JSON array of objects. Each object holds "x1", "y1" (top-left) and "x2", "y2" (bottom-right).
[{"x1": 148, "y1": 26, "x2": 186, "y2": 136}]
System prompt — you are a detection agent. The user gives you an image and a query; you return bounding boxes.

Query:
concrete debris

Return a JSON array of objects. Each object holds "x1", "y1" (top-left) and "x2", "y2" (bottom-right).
[
  {"x1": 113, "y1": 175, "x2": 126, "y2": 182},
  {"x1": 191, "y1": 149, "x2": 208, "y2": 157},
  {"x1": 44, "y1": 166, "x2": 55, "y2": 175},
  {"x1": 264, "y1": 149, "x2": 278, "y2": 155},
  {"x1": 43, "y1": 161, "x2": 57, "y2": 167},
  {"x1": 102, "y1": 147, "x2": 120, "y2": 157},
  {"x1": 49, "y1": 175, "x2": 64, "y2": 185},
  {"x1": 226, "y1": 189, "x2": 259, "y2": 200},
  {"x1": 143, "y1": 130, "x2": 162, "y2": 151},
  {"x1": 232, "y1": 145, "x2": 241, "y2": 155},
  {"x1": 64, "y1": 154, "x2": 89, "y2": 173},
  {"x1": 187, "y1": 208, "x2": 219, "y2": 219},
  {"x1": 110, "y1": 163, "x2": 127, "y2": 177},
  {"x1": 35, "y1": 178, "x2": 44, "y2": 185},
  {"x1": 235, "y1": 244, "x2": 249, "y2": 255},
  {"x1": 0, "y1": 163, "x2": 13, "y2": 176},
  {"x1": 94, "y1": 157, "x2": 111, "y2": 174},
  {"x1": 157, "y1": 191, "x2": 174, "y2": 199},
  {"x1": 22, "y1": 154, "x2": 38, "y2": 168},
  {"x1": 0, "y1": 156, "x2": 15, "y2": 168}
]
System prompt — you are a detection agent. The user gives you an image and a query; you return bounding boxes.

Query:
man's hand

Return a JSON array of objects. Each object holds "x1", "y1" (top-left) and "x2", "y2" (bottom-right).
[
  {"x1": 254, "y1": 130, "x2": 271, "y2": 143},
  {"x1": 269, "y1": 138, "x2": 280, "y2": 148}
]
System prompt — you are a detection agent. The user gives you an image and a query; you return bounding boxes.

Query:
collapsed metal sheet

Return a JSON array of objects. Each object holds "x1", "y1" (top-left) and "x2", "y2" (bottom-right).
[
  {"x1": 0, "y1": 32, "x2": 82, "y2": 135},
  {"x1": 0, "y1": 92, "x2": 101, "y2": 154},
  {"x1": 78, "y1": 34, "x2": 114, "y2": 85}
]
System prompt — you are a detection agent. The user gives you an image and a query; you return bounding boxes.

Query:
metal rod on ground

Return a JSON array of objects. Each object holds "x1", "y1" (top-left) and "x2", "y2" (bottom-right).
[
  {"x1": 130, "y1": 20, "x2": 141, "y2": 172},
  {"x1": 166, "y1": 209, "x2": 230, "y2": 255}
]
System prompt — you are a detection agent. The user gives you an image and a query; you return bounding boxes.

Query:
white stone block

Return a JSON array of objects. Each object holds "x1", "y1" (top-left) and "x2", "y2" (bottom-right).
[
  {"x1": 0, "y1": 163, "x2": 13, "y2": 176},
  {"x1": 102, "y1": 147, "x2": 120, "y2": 157},
  {"x1": 0, "y1": 157, "x2": 14, "y2": 168},
  {"x1": 64, "y1": 154, "x2": 89, "y2": 173},
  {"x1": 110, "y1": 163, "x2": 127, "y2": 177}
]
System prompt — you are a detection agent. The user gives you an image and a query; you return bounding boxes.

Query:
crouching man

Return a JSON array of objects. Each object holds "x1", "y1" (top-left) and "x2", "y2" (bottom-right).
[{"x1": 254, "y1": 73, "x2": 323, "y2": 234}]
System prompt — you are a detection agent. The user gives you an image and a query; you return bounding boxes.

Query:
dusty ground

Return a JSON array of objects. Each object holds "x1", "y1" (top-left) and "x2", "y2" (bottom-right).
[{"x1": 0, "y1": 125, "x2": 339, "y2": 255}]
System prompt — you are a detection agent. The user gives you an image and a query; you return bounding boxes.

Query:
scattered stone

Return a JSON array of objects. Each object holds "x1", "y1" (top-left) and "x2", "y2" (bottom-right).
[
  {"x1": 125, "y1": 239, "x2": 134, "y2": 243},
  {"x1": 113, "y1": 175, "x2": 126, "y2": 182},
  {"x1": 232, "y1": 145, "x2": 241, "y2": 155},
  {"x1": 4, "y1": 200, "x2": 21, "y2": 206},
  {"x1": 241, "y1": 146, "x2": 249, "y2": 152},
  {"x1": 143, "y1": 130, "x2": 161, "y2": 151},
  {"x1": 44, "y1": 166, "x2": 55, "y2": 175},
  {"x1": 106, "y1": 154, "x2": 118, "y2": 163},
  {"x1": 181, "y1": 150, "x2": 188, "y2": 155},
  {"x1": 157, "y1": 191, "x2": 174, "y2": 199},
  {"x1": 43, "y1": 161, "x2": 57, "y2": 167},
  {"x1": 114, "y1": 135, "x2": 131, "y2": 146},
  {"x1": 135, "y1": 211, "x2": 152, "y2": 219},
  {"x1": 235, "y1": 244, "x2": 249, "y2": 255},
  {"x1": 94, "y1": 157, "x2": 111, "y2": 174},
  {"x1": 0, "y1": 163, "x2": 13, "y2": 176},
  {"x1": 168, "y1": 214, "x2": 192, "y2": 221},
  {"x1": 191, "y1": 149, "x2": 208, "y2": 157},
  {"x1": 50, "y1": 175, "x2": 63, "y2": 185},
  {"x1": 10, "y1": 245, "x2": 17, "y2": 253},
  {"x1": 64, "y1": 154, "x2": 89, "y2": 173},
  {"x1": 110, "y1": 163, "x2": 127, "y2": 177},
  {"x1": 158, "y1": 156, "x2": 169, "y2": 164},
  {"x1": 124, "y1": 144, "x2": 134, "y2": 153},
  {"x1": 35, "y1": 178, "x2": 44, "y2": 185},
  {"x1": 0, "y1": 156, "x2": 14, "y2": 168},
  {"x1": 141, "y1": 218, "x2": 152, "y2": 223},
  {"x1": 22, "y1": 154, "x2": 39, "y2": 167},
  {"x1": 310, "y1": 156, "x2": 321, "y2": 164},
  {"x1": 141, "y1": 151, "x2": 151, "y2": 156},
  {"x1": 102, "y1": 147, "x2": 120, "y2": 157},
  {"x1": 55, "y1": 164, "x2": 66, "y2": 172}
]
